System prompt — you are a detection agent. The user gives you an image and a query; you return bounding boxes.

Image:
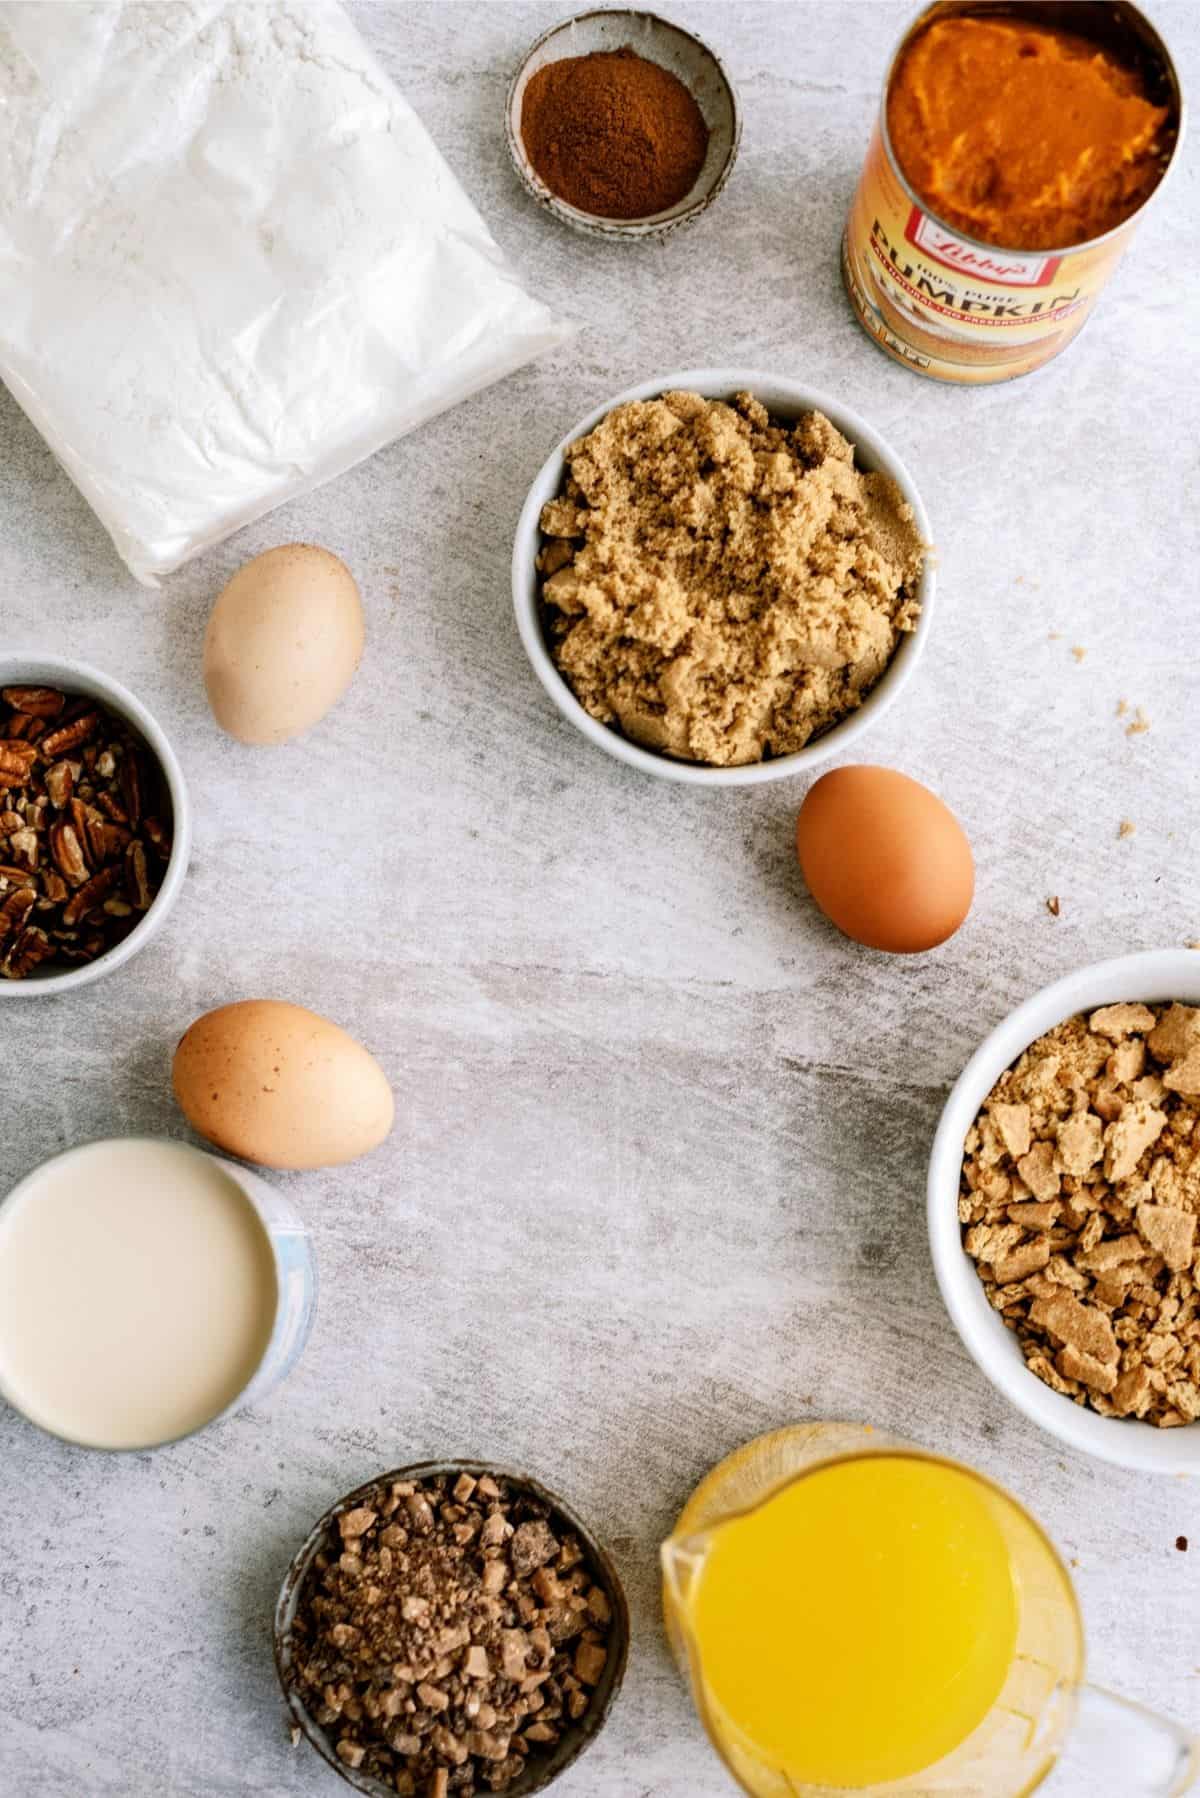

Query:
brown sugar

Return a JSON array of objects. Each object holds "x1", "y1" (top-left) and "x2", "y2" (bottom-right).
[
  {"x1": 538, "y1": 391, "x2": 925, "y2": 767},
  {"x1": 521, "y1": 47, "x2": 708, "y2": 219},
  {"x1": 888, "y1": 16, "x2": 1172, "y2": 250}
]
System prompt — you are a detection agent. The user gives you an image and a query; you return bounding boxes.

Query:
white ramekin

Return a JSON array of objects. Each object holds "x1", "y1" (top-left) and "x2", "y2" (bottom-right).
[
  {"x1": 0, "y1": 654, "x2": 191, "y2": 997},
  {"x1": 0, "y1": 1137, "x2": 315, "y2": 1450},
  {"x1": 929, "y1": 949, "x2": 1200, "y2": 1474},
  {"x1": 512, "y1": 368, "x2": 935, "y2": 786}
]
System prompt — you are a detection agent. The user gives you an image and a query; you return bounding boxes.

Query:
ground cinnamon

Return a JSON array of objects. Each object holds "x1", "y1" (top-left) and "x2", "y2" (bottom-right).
[{"x1": 521, "y1": 46, "x2": 709, "y2": 220}]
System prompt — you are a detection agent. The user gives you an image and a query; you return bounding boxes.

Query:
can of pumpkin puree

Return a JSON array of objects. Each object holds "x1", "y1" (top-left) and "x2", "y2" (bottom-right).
[{"x1": 842, "y1": 0, "x2": 1184, "y2": 384}]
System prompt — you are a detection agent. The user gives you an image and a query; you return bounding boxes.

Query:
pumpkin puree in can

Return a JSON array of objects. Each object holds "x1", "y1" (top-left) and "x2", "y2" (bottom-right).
[{"x1": 842, "y1": 2, "x2": 1183, "y2": 384}]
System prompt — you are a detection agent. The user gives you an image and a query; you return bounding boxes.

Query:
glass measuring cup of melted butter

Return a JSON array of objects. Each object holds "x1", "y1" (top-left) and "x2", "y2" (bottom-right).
[
  {"x1": 0, "y1": 1137, "x2": 314, "y2": 1450},
  {"x1": 663, "y1": 1423, "x2": 1198, "y2": 1797}
]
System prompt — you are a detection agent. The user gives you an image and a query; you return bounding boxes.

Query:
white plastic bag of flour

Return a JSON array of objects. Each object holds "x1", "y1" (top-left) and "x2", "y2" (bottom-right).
[{"x1": 0, "y1": 1, "x2": 572, "y2": 585}]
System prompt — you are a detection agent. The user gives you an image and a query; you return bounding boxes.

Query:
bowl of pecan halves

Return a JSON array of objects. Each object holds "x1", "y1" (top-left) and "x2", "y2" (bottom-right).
[{"x1": 0, "y1": 654, "x2": 190, "y2": 995}]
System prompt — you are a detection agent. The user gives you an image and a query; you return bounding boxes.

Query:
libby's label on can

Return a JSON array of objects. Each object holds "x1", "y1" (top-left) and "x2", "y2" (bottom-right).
[{"x1": 843, "y1": 120, "x2": 1135, "y2": 384}]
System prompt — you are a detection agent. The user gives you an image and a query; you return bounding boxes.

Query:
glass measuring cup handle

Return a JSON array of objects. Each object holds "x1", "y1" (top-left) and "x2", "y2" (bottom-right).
[{"x1": 1063, "y1": 1685, "x2": 1199, "y2": 1796}]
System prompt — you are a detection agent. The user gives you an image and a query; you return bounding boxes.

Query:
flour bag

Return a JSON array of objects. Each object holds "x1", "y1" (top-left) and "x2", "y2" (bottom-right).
[{"x1": 0, "y1": 1, "x2": 572, "y2": 584}]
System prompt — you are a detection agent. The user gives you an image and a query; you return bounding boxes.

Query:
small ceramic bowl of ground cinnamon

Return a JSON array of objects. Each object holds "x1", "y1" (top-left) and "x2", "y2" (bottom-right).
[{"x1": 506, "y1": 10, "x2": 740, "y2": 238}]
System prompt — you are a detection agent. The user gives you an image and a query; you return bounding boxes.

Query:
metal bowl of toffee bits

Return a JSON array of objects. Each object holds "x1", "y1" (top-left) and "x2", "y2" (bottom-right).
[
  {"x1": 275, "y1": 1462, "x2": 629, "y2": 1797},
  {"x1": 506, "y1": 9, "x2": 740, "y2": 238}
]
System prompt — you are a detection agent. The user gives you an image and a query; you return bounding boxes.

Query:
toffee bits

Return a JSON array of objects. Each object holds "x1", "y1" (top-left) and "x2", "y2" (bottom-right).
[
  {"x1": 286, "y1": 1471, "x2": 616, "y2": 1795},
  {"x1": 520, "y1": 46, "x2": 709, "y2": 219}
]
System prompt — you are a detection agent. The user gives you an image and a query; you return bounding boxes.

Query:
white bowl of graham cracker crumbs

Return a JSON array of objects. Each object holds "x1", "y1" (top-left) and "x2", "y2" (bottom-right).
[
  {"x1": 930, "y1": 949, "x2": 1200, "y2": 1473},
  {"x1": 513, "y1": 369, "x2": 934, "y2": 785}
]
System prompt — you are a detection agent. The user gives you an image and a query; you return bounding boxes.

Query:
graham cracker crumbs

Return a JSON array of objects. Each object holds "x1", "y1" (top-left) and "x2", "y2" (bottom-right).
[
  {"x1": 1126, "y1": 706, "x2": 1151, "y2": 736},
  {"x1": 1118, "y1": 819, "x2": 1136, "y2": 839},
  {"x1": 961, "y1": 1002, "x2": 1200, "y2": 1428},
  {"x1": 1071, "y1": 645, "x2": 1087, "y2": 663},
  {"x1": 284, "y1": 1472, "x2": 615, "y2": 1795},
  {"x1": 289, "y1": 1725, "x2": 301, "y2": 1748},
  {"x1": 1117, "y1": 698, "x2": 1129, "y2": 717},
  {"x1": 538, "y1": 391, "x2": 926, "y2": 767},
  {"x1": 1187, "y1": 942, "x2": 1200, "y2": 953},
  {"x1": 1047, "y1": 896, "x2": 1061, "y2": 917}
]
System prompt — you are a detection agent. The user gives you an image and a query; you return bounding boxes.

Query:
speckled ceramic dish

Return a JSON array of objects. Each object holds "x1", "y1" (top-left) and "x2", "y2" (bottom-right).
[
  {"x1": 505, "y1": 9, "x2": 740, "y2": 238},
  {"x1": 275, "y1": 1461, "x2": 630, "y2": 1797}
]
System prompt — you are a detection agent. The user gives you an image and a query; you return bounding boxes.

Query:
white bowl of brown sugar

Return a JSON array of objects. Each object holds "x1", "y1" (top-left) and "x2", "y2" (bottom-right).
[
  {"x1": 929, "y1": 949, "x2": 1200, "y2": 1474},
  {"x1": 512, "y1": 369, "x2": 935, "y2": 786}
]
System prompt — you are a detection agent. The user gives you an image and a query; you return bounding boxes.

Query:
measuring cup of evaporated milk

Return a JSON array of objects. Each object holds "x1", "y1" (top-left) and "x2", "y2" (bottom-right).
[
  {"x1": 663, "y1": 1423, "x2": 1198, "y2": 1797},
  {"x1": 0, "y1": 1137, "x2": 315, "y2": 1450}
]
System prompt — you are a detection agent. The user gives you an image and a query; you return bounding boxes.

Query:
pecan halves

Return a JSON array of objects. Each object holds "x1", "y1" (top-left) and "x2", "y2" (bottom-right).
[
  {"x1": 5, "y1": 713, "x2": 49, "y2": 743},
  {"x1": 120, "y1": 750, "x2": 143, "y2": 827},
  {"x1": 126, "y1": 840, "x2": 153, "y2": 911},
  {"x1": 0, "y1": 887, "x2": 36, "y2": 948},
  {"x1": 6, "y1": 828, "x2": 38, "y2": 871},
  {"x1": 3, "y1": 926, "x2": 55, "y2": 979},
  {"x1": 68, "y1": 795, "x2": 94, "y2": 845},
  {"x1": 87, "y1": 816, "x2": 130, "y2": 864},
  {"x1": 40, "y1": 710, "x2": 100, "y2": 758},
  {"x1": 49, "y1": 821, "x2": 90, "y2": 887},
  {"x1": 43, "y1": 760, "x2": 75, "y2": 810},
  {"x1": 0, "y1": 687, "x2": 168, "y2": 977},
  {"x1": 62, "y1": 865, "x2": 121, "y2": 927},
  {"x1": 1, "y1": 687, "x2": 65, "y2": 718},
  {"x1": 0, "y1": 741, "x2": 38, "y2": 785}
]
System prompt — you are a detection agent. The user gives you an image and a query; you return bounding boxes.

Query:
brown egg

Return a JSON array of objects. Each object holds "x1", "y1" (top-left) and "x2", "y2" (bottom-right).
[
  {"x1": 796, "y1": 766, "x2": 973, "y2": 953},
  {"x1": 173, "y1": 1000, "x2": 394, "y2": 1169}
]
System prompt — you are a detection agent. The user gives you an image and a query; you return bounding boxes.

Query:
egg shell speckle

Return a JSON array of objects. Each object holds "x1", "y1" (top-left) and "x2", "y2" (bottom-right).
[
  {"x1": 204, "y1": 544, "x2": 364, "y2": 745},
  {"x1": 796, "y1": 765, "x2": 974, "y2": 954},
  {"x1": 173, "y1": 1000, "x2": 394, "y2": 1169}
]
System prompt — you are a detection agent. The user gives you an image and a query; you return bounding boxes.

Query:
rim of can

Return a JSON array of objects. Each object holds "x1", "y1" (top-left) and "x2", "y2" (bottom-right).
[{"x1": 876, "y1": 0, "x2": 1187, "y2": 262}]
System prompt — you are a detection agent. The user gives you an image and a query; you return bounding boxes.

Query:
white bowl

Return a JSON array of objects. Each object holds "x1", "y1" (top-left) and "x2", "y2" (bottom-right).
[
  {"x1": 0, "y1": 654, "x2": 191, "y2": 997},
  {"x1": 512, "y1": 368, "x2": 935, "y2": 786},
  {"x1": 505, "y1": 10, "x2": 741, "y2": 239},
  {"x1": 0, "y1": 1137, "x2": 315, "y2": 1450},
  {"x1": 929, "y1": 949, "x2": 1200, "y2": 1474}
]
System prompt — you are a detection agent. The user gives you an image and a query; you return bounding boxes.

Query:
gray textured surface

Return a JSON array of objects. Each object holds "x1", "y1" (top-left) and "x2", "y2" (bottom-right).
[{"x1": 1, "y1": 3, "x2": 1198, "y2": 1794}]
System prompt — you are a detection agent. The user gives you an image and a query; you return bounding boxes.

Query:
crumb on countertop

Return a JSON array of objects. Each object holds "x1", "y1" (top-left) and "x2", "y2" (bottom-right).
[
  {"x1": 1119, "y1": 819, "x2": 1136, "y2": 839},
  {"x1": 1047, "y1": 896, "x2": 1061, "y2": 917},
  {"x1": 1126, "y1": 706, "x2": 1151, "y2": 736},
  {"x1": 1071, "y1": 645, "x2": 1087, "y2": 663}
]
